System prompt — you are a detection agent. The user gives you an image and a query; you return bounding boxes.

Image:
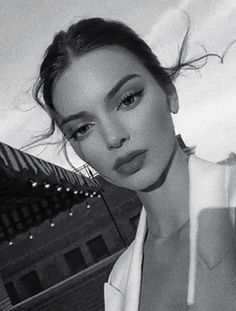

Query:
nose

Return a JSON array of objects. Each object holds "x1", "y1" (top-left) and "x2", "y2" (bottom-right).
[{"x1": 100, "y1": 118, "x2": 130, "y2": 150}]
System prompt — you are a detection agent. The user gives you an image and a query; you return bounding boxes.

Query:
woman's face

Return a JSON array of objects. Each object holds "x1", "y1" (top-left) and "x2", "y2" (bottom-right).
[{"x1": 52, "y1": 46, "x2": 178, "y2": 191}]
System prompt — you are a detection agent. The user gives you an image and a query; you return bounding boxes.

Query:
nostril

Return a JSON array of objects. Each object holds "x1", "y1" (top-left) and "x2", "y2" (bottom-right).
[
  {"x1": 107, "y1": 135, "x2": 129, "y2": 150},
  {"x1": 120, "y1": 137, "x2": 127, "y2": 145},
  {"x1": 107, "y1": 138, "x2": 123, "y2": 150},
  {"x1": 101, "y1": 119, "x2": 130, "y2": 150}
]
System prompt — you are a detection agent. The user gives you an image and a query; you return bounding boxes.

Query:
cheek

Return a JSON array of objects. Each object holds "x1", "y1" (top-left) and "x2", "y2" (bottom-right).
[
  {"x1": 70, "y1": 136, "x2": 110, "y2": 173},
  {"x1": 69, "y1": 141, "x2": 85, "y2": 161},
  {"x1": 130, "y1": 95, "x2": 173, "y2": 141},
  {"x1": 146, "y1": 105, "x2": 175, "y2": 155}
]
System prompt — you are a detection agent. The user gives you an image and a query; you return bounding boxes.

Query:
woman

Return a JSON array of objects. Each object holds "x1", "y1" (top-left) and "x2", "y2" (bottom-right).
[{"x1": 33, "y1": 18, "x2": 236, "y2": 310}]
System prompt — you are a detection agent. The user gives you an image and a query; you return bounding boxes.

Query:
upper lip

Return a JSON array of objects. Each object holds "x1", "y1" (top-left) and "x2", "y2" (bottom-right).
[{"x1": 113, "y1": 149, "x2": 147, "y2": 170}]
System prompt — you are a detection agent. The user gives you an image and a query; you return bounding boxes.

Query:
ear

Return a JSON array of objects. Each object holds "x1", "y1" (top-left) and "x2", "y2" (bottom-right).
[
  {"x1": 165, "y1": 83, "x2": 179, "y2": 114},
  {"x1": 169, "y1": 92, "x2": 179, "y2": 114}
]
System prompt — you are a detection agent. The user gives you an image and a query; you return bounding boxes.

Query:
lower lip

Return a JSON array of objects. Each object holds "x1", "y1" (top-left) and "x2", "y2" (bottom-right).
[{"x1": 115, "y1": 151, "x2": 147, "y2": 176}]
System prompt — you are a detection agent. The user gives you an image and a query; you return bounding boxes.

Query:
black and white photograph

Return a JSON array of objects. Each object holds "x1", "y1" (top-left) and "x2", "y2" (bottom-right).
[{"x1": 0, "y1": 1, "x2": 236, "y2": 310}]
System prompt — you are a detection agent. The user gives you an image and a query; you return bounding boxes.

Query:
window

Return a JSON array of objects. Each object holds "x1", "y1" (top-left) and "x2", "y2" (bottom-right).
[
  {"x1": 5, "y1": 282, "x2": 20, "y2": 305},
  {"x1": 20, "y1": 271, "x2": 43, "y2": 297},
  {"x1": 87, "y1": 235, "x2": 109, "y2": 262},
  {"x1": 129, "y1": 213, "x2": 140, "y2": 231},
  {"x1": 64, "y1": 247, "x2": 86, "y2": 274}
]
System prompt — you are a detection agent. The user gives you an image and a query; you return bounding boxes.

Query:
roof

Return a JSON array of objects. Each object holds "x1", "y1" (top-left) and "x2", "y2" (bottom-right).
[{"x1": 0, "y1": 141, "x2": 101, "y2": 244}]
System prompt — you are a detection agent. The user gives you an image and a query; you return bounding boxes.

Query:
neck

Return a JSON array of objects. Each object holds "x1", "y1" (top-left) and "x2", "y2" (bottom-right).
[{"x1": 137, "y1": 147, "x2": 190, "y2": 239}]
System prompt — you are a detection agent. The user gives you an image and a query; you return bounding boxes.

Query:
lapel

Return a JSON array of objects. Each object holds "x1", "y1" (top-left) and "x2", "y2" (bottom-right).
[
  {"x1": 104, "y1": 155, "x2": 236, "y2": 311},
  {"x1": 123, "y1": 208, "x2": 147, "y2": 311},
  {"x1": 187, "y1": 156, "x2": 235, "y2": 304},
  {"x1": 189, "y1": 156, "x2": 234, "y2": 269},
  {"x1": 104, "y1": 282, "x2": 125, "y2": 311},
  {"x1": 104, "y1": 208, "x2": 147, "y2": 311}
]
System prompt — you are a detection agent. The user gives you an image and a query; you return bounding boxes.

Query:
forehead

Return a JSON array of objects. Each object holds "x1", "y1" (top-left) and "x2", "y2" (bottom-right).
[{"x1": 52, "y1": 46, "x2": 150, "y2": 117}]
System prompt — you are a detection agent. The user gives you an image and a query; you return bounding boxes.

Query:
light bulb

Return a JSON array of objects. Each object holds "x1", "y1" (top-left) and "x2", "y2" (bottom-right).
[
  {"x1": 44, "y1": 183, "x2": 50, "y2": 189},
  {"x1": 31, "y1": 180, "x2": 38, "y2": 188},
  {"x1": 86, "y1": 203, "x2": 91, "y2": 209}
]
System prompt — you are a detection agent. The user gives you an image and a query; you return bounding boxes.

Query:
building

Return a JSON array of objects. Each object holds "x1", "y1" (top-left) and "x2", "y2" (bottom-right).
[
  {"x1": 0, "y1": 141, "x2": 142, "y2": 311},
  {"x1": 0, "y1": 135, "x2": 216, "y2": 310}
]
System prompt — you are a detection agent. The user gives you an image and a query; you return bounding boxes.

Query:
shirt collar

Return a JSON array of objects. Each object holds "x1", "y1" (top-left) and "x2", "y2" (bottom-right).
[{"x1": 188, "y1": 155, "x2": 235, "y2": 270}]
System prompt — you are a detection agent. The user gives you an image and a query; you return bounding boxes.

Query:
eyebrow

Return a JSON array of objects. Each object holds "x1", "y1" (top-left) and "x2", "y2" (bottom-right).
[
  {"x1": 60, "y1": 111, "x2": 89, "y2": 126},
  {"x1": 106, "y1": 73, "x2": 141, "y2": 100},
  {"x1": 60, "y1": 73, "x2": 141, "y2": 125}
]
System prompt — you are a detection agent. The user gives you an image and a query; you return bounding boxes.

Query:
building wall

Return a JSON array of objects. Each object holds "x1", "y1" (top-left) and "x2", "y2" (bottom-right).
[
  {"x1": 0, "y1": 276, "x2": 12, "y2": 311},
  {"x1": 0, "y1": 177, "x2": 142, "y2": 310},
  {"x1": 7, "y1": 253, "x2": 121, "y2": 311}
]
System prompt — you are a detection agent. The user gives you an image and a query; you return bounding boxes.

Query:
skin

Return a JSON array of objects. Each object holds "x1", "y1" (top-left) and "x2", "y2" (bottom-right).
[{"x1": 52, "y1": 45, "x2": 189, "y2": 239}]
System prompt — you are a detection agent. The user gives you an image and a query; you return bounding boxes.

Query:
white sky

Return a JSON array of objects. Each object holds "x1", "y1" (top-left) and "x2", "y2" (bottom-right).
[{"x1": 0, "y1": 0, "x2": 235, "y2": 170}]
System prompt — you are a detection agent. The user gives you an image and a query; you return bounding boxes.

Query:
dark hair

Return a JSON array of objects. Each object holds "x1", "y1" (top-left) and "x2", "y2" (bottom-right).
[
  {"x1": 30, "y1": 17, "x2": 226, "y2": 164},
  {"x1": 35, "y1": 17, "x2": 172, "y2": 112}
]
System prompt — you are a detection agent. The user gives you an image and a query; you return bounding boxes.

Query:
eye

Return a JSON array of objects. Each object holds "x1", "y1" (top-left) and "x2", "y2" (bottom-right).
[
  {"x1": 117, "y1": 89, "x2": 144, "y2": 110},
  {"x1": 70, "y1": 124, "x2": 93, "y2": 140}
]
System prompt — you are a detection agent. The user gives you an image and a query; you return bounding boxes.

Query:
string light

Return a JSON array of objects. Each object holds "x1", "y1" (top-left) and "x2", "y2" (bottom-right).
[
  {"x1": 85, "y1": 192, "x2": 89, "y2": 197},
  {"x1": 28, "y1": 232, "x2": 33, "y2": 239},
  {"x1": 73, "y1": 190, "x2": 78, "y2": 195},
  {"x1": 79, "y1": 190, "x2": 84, "y2": 194},
  {"x1": 93, "y1": 192, "x2": 97, "y2": 195},
  {"x1": 30, "y1": 180, "x2": 38, "y2": 188},
  {"x1": 90, "y1": 194, "x2": 94, "y2": 198},
  {"x1": 97, "y1": 194, "x2": 101, "y2": 198},
  {"x1": 57, "y1": 186, "x2": 62, "y2": 192},
  {"x1": 44, "y1": 183, "x2": 50, "y2": 189},
  {"x1": 86, "y1": 202, "x2": 91, "y2": 209},
  {"x1": 69, "y1": 209, "x2": 73, "y2": 216},
  {"x1": 66, "y1": 187, "x2": 71, "y2": 192},
  {"x1": 9, "y1": 240, "x2": 13, "y2": 246},
  {"x1": 50, "y1": 220, "x2": 55, "y2": 227}
]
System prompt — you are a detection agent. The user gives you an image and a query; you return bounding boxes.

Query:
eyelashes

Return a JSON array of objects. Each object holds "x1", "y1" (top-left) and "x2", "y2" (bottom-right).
[
  {"x1": 65, "y1": 88, "x2": 144, "y2": 141},
  {"x1": 117, "y1": 89, "x2": 144, "y2": 110},
  {"x1": 67, "y1": 123, "x2": 94, "y2": 141}
]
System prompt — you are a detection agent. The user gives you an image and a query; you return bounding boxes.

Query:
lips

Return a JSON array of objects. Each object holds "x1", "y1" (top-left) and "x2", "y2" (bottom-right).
[{"x1": 113, "y1": 149, "x2": 147, "y2": 174}]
